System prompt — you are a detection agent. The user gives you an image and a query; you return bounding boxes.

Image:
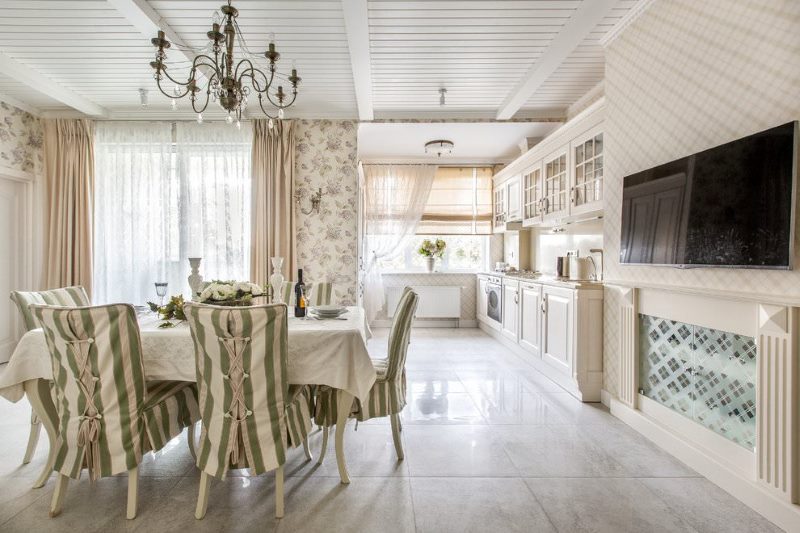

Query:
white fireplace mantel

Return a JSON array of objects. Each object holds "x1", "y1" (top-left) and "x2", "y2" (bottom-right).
[{"x1": 606, "y1": 282, "x2": 800, "y2": 532}]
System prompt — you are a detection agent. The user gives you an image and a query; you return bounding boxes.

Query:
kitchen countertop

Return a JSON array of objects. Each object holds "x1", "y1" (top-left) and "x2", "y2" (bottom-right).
[{"x1": 477, "y1": 271, "x2": 604, "y2": 290}]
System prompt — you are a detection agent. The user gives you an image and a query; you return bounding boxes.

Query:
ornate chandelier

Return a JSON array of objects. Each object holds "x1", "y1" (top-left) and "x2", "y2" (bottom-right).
[{"x1": 149, "y1": 0, "x2": 300, "y2": 127}]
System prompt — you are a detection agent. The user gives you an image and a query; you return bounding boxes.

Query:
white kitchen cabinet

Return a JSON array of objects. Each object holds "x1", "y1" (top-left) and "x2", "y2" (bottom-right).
[
  {"x1": 493, "y1": 184, "x2": 506, "y2": 230},
  {"x1": 542, "y1": 148, "x2": 570, "y2": 224},
  {"x1": 505, "y1": 174, "x2": 522, "y2": 222},
  {"x1": 522, "y1": 162, "x2": 544, "y2": 227},
  {"x1": 569, "y1": 126, "x2": 604, "y2": 217},
  {"x1": 491, "y1": 100, "x2": 605, "y2": 229},
  {"x1": 518, "y1": 282, "x2": 543, "y2": 357},
  {"x1": 477, "y1": 273, "x2": 604, "y2": 402},
  {"x1": 541, "y1": 285, "x2": 573, "y2": 376},
  {"x1": 501, "y1": 279, "x2": 519, "y2": 341}
]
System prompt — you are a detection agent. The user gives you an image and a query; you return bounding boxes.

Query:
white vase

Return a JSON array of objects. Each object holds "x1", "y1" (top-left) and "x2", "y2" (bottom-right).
[
  {"x1": 188, "y1": 257, "x2": 203, "y2": 300},
  {"x1": 425, "y1": 257, "x2": 435, "y2": 273},
  {"x1": 270, "y1": 257, "x2": 285, "y2": 303}
]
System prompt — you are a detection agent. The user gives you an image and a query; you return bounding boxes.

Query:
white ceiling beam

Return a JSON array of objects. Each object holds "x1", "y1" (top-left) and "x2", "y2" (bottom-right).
[
  {"x1": 341, "y1": 0, "x2": 374, "y2": 120},
  {"x1": 0, "y1": 54, "x2": 107, "y2": 117},
  {"x1": 105, "y1": 0, "x2": 207, "y2": 84},
  {"x1": 495, "y1": 0, "x2": 620, "y2": 120}
]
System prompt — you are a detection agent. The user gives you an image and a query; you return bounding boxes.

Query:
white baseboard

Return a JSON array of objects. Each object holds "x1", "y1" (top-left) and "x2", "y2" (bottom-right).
[
  {"x1": 371, "y1": 318, "x2": 477, "y2": 329},
  {"x1": 610, "y1": 398, "x2": 800, "y2": 533}
]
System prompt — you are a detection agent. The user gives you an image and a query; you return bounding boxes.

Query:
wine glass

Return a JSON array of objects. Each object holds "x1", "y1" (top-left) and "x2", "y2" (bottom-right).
[{"x1": 155, "y1": 282, "x2": 168, "y2": 307}]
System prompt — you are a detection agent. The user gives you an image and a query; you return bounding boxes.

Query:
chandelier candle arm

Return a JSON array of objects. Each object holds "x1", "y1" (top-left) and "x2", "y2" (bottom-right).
[{"x1": 149, "y1": 0, "x2": 300, "y2": 122}]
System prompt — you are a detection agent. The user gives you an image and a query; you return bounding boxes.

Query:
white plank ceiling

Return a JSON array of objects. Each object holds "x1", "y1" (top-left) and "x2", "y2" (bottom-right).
[{"x1": 0, "y1": 0, "x2": 641, "y2": 119}]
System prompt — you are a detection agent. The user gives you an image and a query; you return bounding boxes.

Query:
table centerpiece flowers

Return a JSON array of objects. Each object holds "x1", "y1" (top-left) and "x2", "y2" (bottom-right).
[
  {"x1": 418, "y1": 238, "x2": 446, "y2": 272},
  {"x1": 199, "y1": 280, "x2": 266, "y2": 306}
]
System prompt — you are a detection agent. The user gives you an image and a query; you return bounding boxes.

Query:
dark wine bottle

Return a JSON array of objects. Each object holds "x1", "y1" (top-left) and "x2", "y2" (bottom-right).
[{"x1": 294, "y1": 269, "x2": 306, "y2": 318}]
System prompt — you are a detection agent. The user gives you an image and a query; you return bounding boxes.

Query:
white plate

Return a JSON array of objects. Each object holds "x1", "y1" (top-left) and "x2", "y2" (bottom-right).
[{"x1": 315, "y1": 305, "x2": 346, "y2": 313}]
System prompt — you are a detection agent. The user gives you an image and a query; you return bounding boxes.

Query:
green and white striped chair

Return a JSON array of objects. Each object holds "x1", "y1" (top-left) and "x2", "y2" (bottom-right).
[
  {"x1": 9, "y1": 286, "x2": 91, "y2": 466},
  {"x1": 279, "y1": 280, "x2": 333, "y2": 306},
  {"x1": 184, "y1": 303, "x2": 314, "y2": 519},
  {"x1": 30, "y1": 303, "x2": 200, "y2": 519},
  {"x1": 314, "y1": 288, "x2": 418, "y2": 461}
]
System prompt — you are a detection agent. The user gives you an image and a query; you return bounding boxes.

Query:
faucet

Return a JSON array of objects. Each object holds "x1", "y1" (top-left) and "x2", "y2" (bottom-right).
[{"x1": 588, "y1": 248, "x2": 604, "y2": 281}]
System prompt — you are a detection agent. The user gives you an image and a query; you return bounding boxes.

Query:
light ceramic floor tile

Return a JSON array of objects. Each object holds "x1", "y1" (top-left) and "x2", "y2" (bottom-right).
[
  {"x1": 402, "y1": 390, "x2": 485, "y2": 425},
  {"x1": 525, "y1": 477, "x2": 696, "y2": 533},
  {"x1": 498, "y1": 425, "x2": 629, "y2": 477},
  {"x1": 4, "y1": 475, "x2": 182, "y2": 533},
  {"x1": 640, "y1": 478, "x2": 784, "y2": 533},
  {"x1": 410, "y1": 477, "x2": 555, "y2": 533},
  {"x1": 131, "y1": 475, "x2": 280, "y2": 533},
  {"x1": 275, "y1": 476, "x2": 415, "y2": 533},
  {"x1": 403, "y1": 425, "x2": 518, "y2": 477},
  {"x1": 579, "y1": 423, "x2": 698, "y2": 478}
]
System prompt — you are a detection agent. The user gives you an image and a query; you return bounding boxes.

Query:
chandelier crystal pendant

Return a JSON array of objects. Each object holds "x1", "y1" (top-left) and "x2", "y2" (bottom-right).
[{"x1": 149, "y1": 1, "x2": 300, "y2": 125}]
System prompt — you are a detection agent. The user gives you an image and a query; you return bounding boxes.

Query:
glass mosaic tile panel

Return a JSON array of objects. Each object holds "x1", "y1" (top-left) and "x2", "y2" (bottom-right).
[{"x1": 639, "y1": 314, "x2": 757, "y2": 450}]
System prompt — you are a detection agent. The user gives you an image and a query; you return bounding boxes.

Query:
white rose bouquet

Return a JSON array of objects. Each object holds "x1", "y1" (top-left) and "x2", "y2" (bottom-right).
[{"x1": 199, "y1": 280, "x2": 265, "y2": 306}]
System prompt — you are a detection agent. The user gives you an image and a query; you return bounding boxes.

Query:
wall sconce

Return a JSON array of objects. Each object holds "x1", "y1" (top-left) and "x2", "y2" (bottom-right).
[{"x1": 295, "y1": 187, "x2": 323, "y2": 215}]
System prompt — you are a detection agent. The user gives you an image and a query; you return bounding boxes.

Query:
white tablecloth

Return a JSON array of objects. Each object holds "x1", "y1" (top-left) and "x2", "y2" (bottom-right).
[{"x1": 0, "y1": 306, "x2": 376, "y2": 403}]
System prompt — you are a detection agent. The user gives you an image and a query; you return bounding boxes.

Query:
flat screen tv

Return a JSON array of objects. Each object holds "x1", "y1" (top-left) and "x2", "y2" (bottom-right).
[{"x1": 619, "y1": 121, "x2": 798, "y2": 269}]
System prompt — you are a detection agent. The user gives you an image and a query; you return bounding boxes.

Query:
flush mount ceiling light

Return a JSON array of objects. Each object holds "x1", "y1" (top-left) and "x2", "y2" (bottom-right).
[
  {"x1": 149, "y1": 0, "x2": 300, "y2": 127},
  {"x1": 424, "y1": 139, "x2": 454, "y2": 157}
]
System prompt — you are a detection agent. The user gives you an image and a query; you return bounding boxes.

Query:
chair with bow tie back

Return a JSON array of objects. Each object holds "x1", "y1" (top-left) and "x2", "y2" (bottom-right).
[
  {"x1": 184, "y1": 302, "x2": 313, "y2": 519},
  {"x1": 31, "y1": 303, "x2": 200, "y2": 519},
  {"x1": 10, "y1": 286, "x2": 91, "y2": 469}
]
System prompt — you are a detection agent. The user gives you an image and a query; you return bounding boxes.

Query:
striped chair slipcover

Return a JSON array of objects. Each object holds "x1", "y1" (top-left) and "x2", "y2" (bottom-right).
[
  {"x1": 31, "y1": 303, "x2": 200, "y2": 519},
  {"x1": 279, "y1": 281, "x2": 333, "y2": 306},
  {"x1": 314, "y1": 288, "x2": 418, "y2": 461},
  {"x1": 9, "y1": 286, "x2": 91, "y2": 466},
  {"x1": 184, "y1": 303, "x2": 313, "y2": 519}
]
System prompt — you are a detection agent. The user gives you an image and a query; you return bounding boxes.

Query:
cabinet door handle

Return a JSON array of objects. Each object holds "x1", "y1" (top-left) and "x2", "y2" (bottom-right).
[
  {"x1": 541, "y1": 303, "x2": 546, "y2": 314},
  {"x1": 514, "y1": 294, "x2": 519, "y2": 304},
  {"x1": 485, "y1": 286, "x2": 489, "y2": 294}
]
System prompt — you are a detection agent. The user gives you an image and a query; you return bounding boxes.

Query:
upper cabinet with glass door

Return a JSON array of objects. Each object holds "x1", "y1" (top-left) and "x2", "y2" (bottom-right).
[
  {"x1": 522, "y1": 162, "x2": 544, "y2": 227},
  {"x1": 570, "y1": 126, "x2": 603, "y2": 216},
  {"x1": 542, "y1": 149, "x2": 569, "y2": 223},
  {"x1": 490, "y1": 99, "x2": 605, "y2": 229}
]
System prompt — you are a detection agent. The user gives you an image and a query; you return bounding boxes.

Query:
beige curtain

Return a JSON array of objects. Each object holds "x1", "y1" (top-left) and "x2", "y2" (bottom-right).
[
  {"x1": 42, "y1": 119, "x2": 95, "y2": 298},
  {"x1": 250, "y1": 119, "x2": 296, "y2": 285}
]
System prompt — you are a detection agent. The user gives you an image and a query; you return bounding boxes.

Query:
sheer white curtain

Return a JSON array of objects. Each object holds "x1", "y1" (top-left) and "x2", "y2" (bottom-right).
[
  {"x1": 94, "y1": 121, "x2": 252, "y2": 305},
  {"x1": 176, "y1": 122, "x2": 252, "y2": 282},
  {"x1": 361, "y1": 163, "x2": 436, "y2": 322}
]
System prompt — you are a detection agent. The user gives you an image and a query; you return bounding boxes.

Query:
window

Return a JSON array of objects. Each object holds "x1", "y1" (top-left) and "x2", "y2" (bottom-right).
[
  {"x1": 380, "y1": 235, "x2": 488, "y2": 272},
  {"x1": 416, "y1": 167, "x2": 493, "y2": 235},
  {"x1": 93, "y1": 122, "x2": 252, "y2": 305}
]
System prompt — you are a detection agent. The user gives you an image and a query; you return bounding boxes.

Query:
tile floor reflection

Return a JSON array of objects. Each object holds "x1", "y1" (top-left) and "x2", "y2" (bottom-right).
[{"x1": 0, "y1": 328, "x2": 783, "y2": 532}]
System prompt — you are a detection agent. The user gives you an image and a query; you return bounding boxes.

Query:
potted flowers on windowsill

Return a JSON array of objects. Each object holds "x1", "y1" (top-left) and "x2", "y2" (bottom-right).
[
  {"x1": 199, "y1": 280, "x2": 266, "y2": 306},
  {"x1": 418, "y1": 238, "x2": 446, "y2": 273}
]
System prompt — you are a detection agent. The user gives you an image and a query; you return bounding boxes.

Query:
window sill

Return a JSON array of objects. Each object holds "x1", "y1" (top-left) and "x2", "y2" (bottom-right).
[{"x1": 381, "y1": 270, "x2": 479, "y2": 275}]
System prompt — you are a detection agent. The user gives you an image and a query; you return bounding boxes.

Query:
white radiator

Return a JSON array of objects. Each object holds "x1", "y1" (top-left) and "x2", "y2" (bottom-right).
[{"x1": 386, "y1": 286, "x2": 461, "y2": 318}]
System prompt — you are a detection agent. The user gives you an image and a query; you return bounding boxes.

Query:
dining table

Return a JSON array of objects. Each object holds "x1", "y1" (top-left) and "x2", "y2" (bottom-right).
[{"x1": 0, "y1": 305, "x2": 376, "y2": 489}]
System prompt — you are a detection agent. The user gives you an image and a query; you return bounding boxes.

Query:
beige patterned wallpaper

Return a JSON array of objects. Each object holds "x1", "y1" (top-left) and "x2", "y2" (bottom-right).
[
  {"x1": 602, "y1": 0, "x2": 800, "y2": 397},
  {"x1": 295, "y1": 119, "x2": 359, "y2": 305},
  {"x1": 0, "y1": 100, "x2": 42, "y2": 176}
]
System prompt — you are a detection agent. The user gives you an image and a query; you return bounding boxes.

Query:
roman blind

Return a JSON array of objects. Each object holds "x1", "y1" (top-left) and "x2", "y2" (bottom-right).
[{"x1": 416, "y1": 166, "x2": 493, "y2": 235}]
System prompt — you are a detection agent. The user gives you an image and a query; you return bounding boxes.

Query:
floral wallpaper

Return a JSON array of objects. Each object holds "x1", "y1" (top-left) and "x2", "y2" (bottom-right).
[
  {"x1": 294, "y1": 119, "x2": 359, "y2": 305},
  {"x1": 0, "y1": 100, "x2": 43, "y2": 175}
]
